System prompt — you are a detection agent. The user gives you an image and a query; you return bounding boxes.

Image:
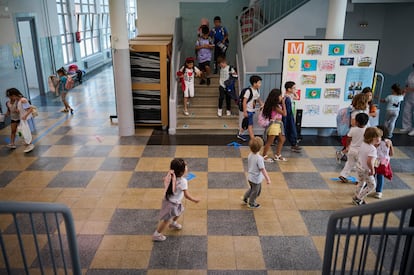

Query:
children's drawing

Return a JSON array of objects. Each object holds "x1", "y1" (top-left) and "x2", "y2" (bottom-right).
[
  {"x1": 340, "y1": 57, "x2": 354, "y2": 66},
  {"x1": 304, "y1": 105, "x2": 320, "y2": 116},
  {"x1": 357, "y1": 56, "x2": 372, "y2": 67},
  {"x1": 301, "y1": 60, "x2": 317, "y2": 71},
  {"x1": 323, "y1": 105, "x2": 340, "y2": 115},
  {"x1": 318, "y1": 60, "x2": 335, "y2": 71},
  {"x1": 301, "y1": 74, "x2": 317, "y2": 85},
  {"x1": 324, "y1": 88, "x2": 341, "y2": 99},
  {"x1": 328, "y1": 44, "x2": 345, "y2": 56},
  {"x1": 305, "y1": 88, "x2": 321, "y2": 99},
  {"x1": 287, "y1": 55, "x2": 299, "y2": 71},
  {"x1": 348, "y1": 43, "x2": 365, "y2": 54},
  {"x1": 306, "y1": 44, "x2": 322, "y2": 55},
  {"x1": 325, "y1": 74, "x2": 336, "y2": 84}
]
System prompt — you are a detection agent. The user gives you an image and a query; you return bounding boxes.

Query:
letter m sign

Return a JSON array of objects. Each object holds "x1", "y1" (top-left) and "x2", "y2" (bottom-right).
[{"x1": 287, "y1": 42, "x2": 304, "y2": 54}]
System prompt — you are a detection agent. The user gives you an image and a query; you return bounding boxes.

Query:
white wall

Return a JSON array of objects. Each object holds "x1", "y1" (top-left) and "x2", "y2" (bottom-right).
[
  {"x1": 136, "y1": 0, "x2": 180, "y2": 34},
  {"x1": 243, "y1": 0, "x2": 329, "y2": 72}
]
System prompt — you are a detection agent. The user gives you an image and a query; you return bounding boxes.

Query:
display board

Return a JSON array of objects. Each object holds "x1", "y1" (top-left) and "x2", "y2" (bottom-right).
[{"x1": 281, "y1": 39, "x2": 379, "y2": 128}]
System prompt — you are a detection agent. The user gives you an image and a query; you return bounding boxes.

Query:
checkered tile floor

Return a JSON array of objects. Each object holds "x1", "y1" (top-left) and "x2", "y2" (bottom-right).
[{"x1": 0, "y1": 67, "x2": 413, "y2": 274}]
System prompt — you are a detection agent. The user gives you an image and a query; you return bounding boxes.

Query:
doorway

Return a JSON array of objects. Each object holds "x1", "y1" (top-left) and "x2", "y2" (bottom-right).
[{"x1": 16, "y1": 17, "x2": 46, "y2": 100}]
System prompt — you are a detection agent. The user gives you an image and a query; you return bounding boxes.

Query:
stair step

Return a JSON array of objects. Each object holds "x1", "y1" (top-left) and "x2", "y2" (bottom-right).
[
  {"x1": 176, "y1": 117, "x2": 240, "y2": 135},
  {"x1": 178, "y1": 109, "x2": 238, "y2": 118}
]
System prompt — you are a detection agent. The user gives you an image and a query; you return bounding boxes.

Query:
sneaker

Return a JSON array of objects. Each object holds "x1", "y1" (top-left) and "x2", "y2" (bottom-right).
[
  {"x1": 338, "y1": 176, "x2": 349, "y2": 183},
  {"x1": 352, "y1": 196, "x2": 366, "y2": 206},
  {"x1": 237, "y1": 134, "x2": 247, "y2": 142},
  {"x1": 152, "y1": 233, "x2": 167, "y2": 242},
  {"x1": 291, "y1": 145, "x2": 302, "y2": 153},
  {"x1": 7, "y1": 144, "x2": 17, "y2": 149},
  {"x1": 248, "y1": 203, "x2": 261, "y2": 209},
  {"x1": 400, "y1": 128, "x2": 410, "y2": 133},
  {"x1": 199, "y1": 79, "x2": 206, "y2": 85},
  {"x1": 408, "y1": 130, "x2": 414, "y2": 136},
  {"x1": 169, "y1": 222, "x2": 182, "y2": 230},
  {"x1": 70, "y1": 108, "x2": 74, "y2": 115},
  {"x1": 374, "y1": 192, "x2": 383, "y2": 199},
  {"x1": 341, "y1": 154, "x2": 348, "y2": 162},
  {"x1": 217, "y1": 109, "x2": 222, "y2": 117},
  {"x1": 241, "y1": 196, "x2": 248, "y2": 205},
  {"x1": 226, "y1": 110, "x2": 231, "y2": 116},
  {"x1": 206, "y1": 78, "x2": 211, "y2": 86},
  {"x1": 183, "y1": 110, "x2": 190, "y2": 116},
  {"x1": 61, "y1": 109, "x2": 69, "y2": 113},
  {"x1": 274, "y1": 155, "x2": 287, "y2": 161},
  {"x1": 263, "y1": 155, "x2": 274, "y2": 163},
  {"x1": 23, "y1": 144, "x2": 35, "y2": 153}
]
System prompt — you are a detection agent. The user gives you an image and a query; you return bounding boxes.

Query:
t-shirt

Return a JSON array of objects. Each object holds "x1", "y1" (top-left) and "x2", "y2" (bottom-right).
[
  {"x1": 358, "y1": 142, "x2": 377, "y2": 171},
  {"x1": 347, "y1": 126, "x2": 367, "y2": 152},
  {"x1": 219, "y1": 65, "x2": 236, "y2": 88},
  {"x1": 59, "y1": 76, "x2": 68, "y2": 92},
  {"x1": 406, "y1": 71, "x2": 414, "y2": 100},
  {"x1": 196, "y1": 36, "x2": 213, "y2": 63},
  {"x1": 245, "y1": 87, "x2": 260, "y2": 112},
  {"x1": 179, "y1": 66, "x2": 201, "y2": 85},
  {"x1": 210, "y1": 26, "x2": 228, "y2": 44},
  {"x1": 384, "y1": 94, "x2": 404, "y2": 111},
  {"x1": 168, "y1": 177, "x2": 188, "y2": 204},
  {"x1": 247, "y1": 152, "x2": 265, "y2": 184}
]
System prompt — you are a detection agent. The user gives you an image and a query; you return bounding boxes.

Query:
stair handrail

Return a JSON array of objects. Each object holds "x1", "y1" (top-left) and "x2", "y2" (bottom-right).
[
  {"x1": 168, "y1": 17, "x2": 183, "y2": 135},
  {"x1": 239, "y1": 0, "x2": 310, "y2": 43}
]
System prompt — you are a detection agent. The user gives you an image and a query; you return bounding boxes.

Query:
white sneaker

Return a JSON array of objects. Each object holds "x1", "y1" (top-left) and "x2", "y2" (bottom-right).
[
  {"x1": 226, "y1": 110, "x2": 231, "y2": 116},
  {"x1": 408, "y1": 130, "x2": 414, "y2": 136},
  {"x1": 374, "y1": 192, "x2": 383, "y2": 199},
  {"x1": 168, "y1": 222, "x2": 182, "y2": 230},
  {"x1": 217, "y1": 109, "x2": 222, "y2": 117},
  {"x1": 183, "y1": 110, "x2": 189, "y2": 116},
  {"x1": 152, "y1": 233, "x2": 166, "y2": 242},
  {"x1": 23, "y1": 144, "x2": 35, "y2": 153}
]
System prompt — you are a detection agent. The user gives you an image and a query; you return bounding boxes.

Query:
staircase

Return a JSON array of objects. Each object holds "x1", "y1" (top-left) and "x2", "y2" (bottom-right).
[{"x1": 175, "y1": 75, "x2": 240, "y2": 135}]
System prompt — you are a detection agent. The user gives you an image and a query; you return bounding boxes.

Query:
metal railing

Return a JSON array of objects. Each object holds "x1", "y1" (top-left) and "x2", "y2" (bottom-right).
[
  {"x1": 0, "y1": 201, "x2": 81, "y2": 275},
  {"x1": 322, "y1": 194, "x2": 414, "y2": 274},
  {"x1": 239, "y1": 0, "x2": 310, "y2": 43}
]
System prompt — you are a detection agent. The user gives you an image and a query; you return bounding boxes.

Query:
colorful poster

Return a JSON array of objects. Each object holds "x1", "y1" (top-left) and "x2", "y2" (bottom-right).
[
  {"x1": 301, "y1": 74, "x2": 317, "y2": 85},
  {"x1": 328, "y1": 44, "x2": 345, "y2": 56},
  {"x1": 318, "y1": 60, "x2": 335, "y2": 71},
  {"x1": 340, "y1": 57, "x2": 354, "y2": 66},
  {"x1": 287, "y1": 55, "x2": 299, "y2": 71},
  {"x1": 325, "y1": 74, "x2": 336, "y2": 83},
  {"x1": 305, "y1": 88, "x2": 321, "y2": 99},
  {"x1": 348, "y1": 43, "x2": 365, "y2": 54},
  {"x1": 345, "y1": 68, "x2": 375, "y2": 100},
  {"x1": 306, "y1": 44, "x2": 322, "y2": 55},
  {"x1": 301, "y1": 60, "x2": 317, "y2": 71}
]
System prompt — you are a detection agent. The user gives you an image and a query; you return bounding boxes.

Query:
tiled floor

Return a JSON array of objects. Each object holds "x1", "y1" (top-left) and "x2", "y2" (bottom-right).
[{"x1": 0, "y1": 67, "x2": 413, "y2": 274}]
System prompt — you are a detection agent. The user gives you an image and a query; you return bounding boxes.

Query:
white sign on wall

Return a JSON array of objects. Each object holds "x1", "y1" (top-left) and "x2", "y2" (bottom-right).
[{"x1": 281, "y1": 39, "x2": 380, "y2": 128}]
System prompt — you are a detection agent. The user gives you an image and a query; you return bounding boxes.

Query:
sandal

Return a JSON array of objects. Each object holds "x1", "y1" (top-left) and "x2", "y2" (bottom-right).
[
  {"x1": 338, "y1": 176, "x2": 349, "y2": 183},
  {"x1": 274, "y1": 155, "x2": 287, "y2": 161},
  {"x1": 263, "y1": 155, "x2": 274, "y2": 163}
]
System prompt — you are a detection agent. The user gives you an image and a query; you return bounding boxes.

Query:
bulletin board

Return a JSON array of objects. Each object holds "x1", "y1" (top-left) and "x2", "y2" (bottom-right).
[{"x1": 281, "y1": 39, "x2": 380, "y2": 128}]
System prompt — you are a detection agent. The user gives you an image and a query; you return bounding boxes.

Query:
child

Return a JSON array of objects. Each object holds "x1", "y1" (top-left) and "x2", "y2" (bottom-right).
[
  {"x1": 56, "y1": 68, "x2": 74, "y2": 114},
  {"x1": 5, "y1": 90, "x2": 20, "y2": 149},
  {"x1": 217, "y1": 57, "x2": 237, "y2": 117},
  {"x1": 195, "y1": 25, "x2": 214, "y2": 85},
  {"x1": 374, "y1": 126, "x2": 393, "y2": 199},
  {"x1": 5, "y1": 88, "x2": 35, "y2": 153},
  {"x1": 177, "y1": 57, "x2": 201, "y2": 116},
  {"x1": 380, "y1": 83, "x2": 405, "y2": 138},
  {"x1": 153, "y1": 158, "x2": 200, "y2": 242},
  {"x1": 282, "y1": 81, "x2": 302, "y2": 152},
  {"x1": 237, "y1": 75, "x2": 264, "y2": 142},
  {"x1": 210, "y1": 16, "x2": 229, "y2": 74},
  {"x1": 261, "y1": 89, "x2": 287, "y2": 162},
  {"x1": 352, "y1": 127, "x2": 383, "y2": 205},
  {"x1": 242, "y1": 137, "x2": 271, "y2": 208},
  {"x1": 361, "y1": 87, "x2": 377, "y2": 118},
  {"x1": 338, "y1": 113, "x2": 369, "y2": 183}
]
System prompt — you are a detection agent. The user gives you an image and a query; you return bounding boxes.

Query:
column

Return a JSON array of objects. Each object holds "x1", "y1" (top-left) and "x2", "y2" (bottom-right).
[
  {"x1": 325, "y1": 0, "x2": 347, "y2": 39},
  {"x1": 109, "y1": 0, "x2": 135, "y2": 136}
]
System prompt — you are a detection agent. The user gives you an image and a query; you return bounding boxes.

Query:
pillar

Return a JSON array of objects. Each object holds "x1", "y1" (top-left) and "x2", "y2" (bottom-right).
[
  {"x1": 325, "y1": 0, "x2": 347, "y2": 39},
  {"x1": 109, "y1": 0, "x2": 135, "y2": 136}
]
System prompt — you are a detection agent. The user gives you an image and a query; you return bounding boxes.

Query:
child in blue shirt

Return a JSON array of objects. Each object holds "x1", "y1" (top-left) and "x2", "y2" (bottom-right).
[{"x1": 210, "y1": 16, "x2": 229, "y2": 74}]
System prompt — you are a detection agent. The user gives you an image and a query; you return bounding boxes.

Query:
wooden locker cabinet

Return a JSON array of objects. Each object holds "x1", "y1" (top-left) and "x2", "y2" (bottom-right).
[{"x1": 129, "y1": 35, "x2": 172, "y2": 128}]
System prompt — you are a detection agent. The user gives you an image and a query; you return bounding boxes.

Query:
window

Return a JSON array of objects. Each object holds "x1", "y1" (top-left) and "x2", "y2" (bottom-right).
[
  {"x1": 56, "y1": 0, "x2": 74, "y2": 64},
  {"x1": 127, "y1": 0, "x2": 137, "y2": 38},
  {"x1": 74, "y1": 0, "x2": 100, "y2": 58},
  {"x1": 99, "y1": 0, "x2": 110, "y2": 50}
]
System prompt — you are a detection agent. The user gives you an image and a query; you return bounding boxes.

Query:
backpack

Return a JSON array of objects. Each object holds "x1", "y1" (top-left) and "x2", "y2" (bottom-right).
[
  {"x1": 31, "y1": 105, "x2": 39, "y2": 117},
  {"x1": 65, "y1": 75, "x2": 75, "y2": 90},
  {"x1": 336, "y1": 106, "x2": 352, "y2": 136},
  {"x1": 224, "y1": 66, "x2": 238, "y2": 100},
  {"x1": 238, "y1": 87, "x2": 253, "y2": 112},
  {"x1": 257, "y1": 109, "x2": 270, "y2": 128}
]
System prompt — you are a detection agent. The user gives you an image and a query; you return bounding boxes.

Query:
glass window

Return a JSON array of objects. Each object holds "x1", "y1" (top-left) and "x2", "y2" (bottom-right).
[{"x1": 56, "y1": 0, "x2": 74, "y2": 64}]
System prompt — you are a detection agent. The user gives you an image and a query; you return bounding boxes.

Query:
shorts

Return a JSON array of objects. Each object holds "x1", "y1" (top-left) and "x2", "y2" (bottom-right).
[
  {"x1": 247, "y1": 111, "x2": 255, "y2": 126},
  {"x1": 198, "y1": 61, "x2": 210, "y2": 71},
  {"x1": 11, "y1": 119, "x2": 20, "y2": 124},
  {"x1": 183, "y1": 83, "x2": 194, "y2": 98},
  {"x1": 267, "y1": 121, "x2": 284, "y2": 136},
  {"x1": 158, "y1": 199, "x2": 184, "y2": 221}
]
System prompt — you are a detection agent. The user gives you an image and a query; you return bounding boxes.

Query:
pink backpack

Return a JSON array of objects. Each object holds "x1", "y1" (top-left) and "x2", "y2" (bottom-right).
[{"x1": 257, "y1": 110, "x2": 270, "y2": 128}]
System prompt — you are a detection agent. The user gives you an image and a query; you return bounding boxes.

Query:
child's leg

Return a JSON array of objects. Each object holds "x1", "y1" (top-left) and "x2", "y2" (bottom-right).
[
  {"x1": 243, "y1": 182, "x2": 252, "y2": 201},
  {"x1": 340, "y1": 150, "x2": 358, "y2": 178},
  {"x1": 225, "y1": 92, "x2": 231, "y2": 111},
  {"x1": 155, "y1": 219, "x2": 170, "y2": 234},
  {"x1": 275, "y1": 134, "x2": 285, "y2": 156},
  {"x1": 247, "y1": 112, "x2": 255, "y2": 140},
  {"x1": 262, "y1": 134, "x2": 275, "y2": 157},
  {"x1": 218, "y1": 86, "x2": 225, "y2": 110},
  {"x1": 10, "y1": 122, "x2": 18, "y2": 145},
  {"x1": 358, "y1": 174, "x2": 376, "y2": 200},
  {"x1": 375, "y1": 174, "x2": 384, "y2": 193}
]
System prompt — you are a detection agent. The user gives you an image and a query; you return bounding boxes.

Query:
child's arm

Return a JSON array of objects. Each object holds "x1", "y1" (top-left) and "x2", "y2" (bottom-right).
[
  {"x1": 344, "y1": 136, "x2": 352, "y2": 152},
  {"x1": 386, "y1": 139, "x2": 394, "y2": 157},
  {"x1": 242, "y1": 97, "x2": 248, "y2": 117},
  {"x1": 183, "y1": 190, "x2": 200, "y2": 203},
  {"x1": 275, "y1": 97, "x2": 287, "y2": 117},
  {"x1": 260, "y1": 168, "x2": 271, "y2": 184},
  {"x1": 367, "y1": 156, "x2": 375, "y2": 176}
]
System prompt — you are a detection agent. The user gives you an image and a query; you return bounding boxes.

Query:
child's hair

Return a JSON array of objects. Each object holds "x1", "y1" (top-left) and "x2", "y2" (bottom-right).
[
  {"x1": 249, "y1": 75, "x2": 262, "y2": 85},
  {"x1": 249, "y1": 136, "x2": 263, "y2": 154},
  {"x1": 262, "y1": 89, "x2": 282, "y2": 119},
  {"x1": 214, "y1": 16, "x2": 221, "y2": 22},
  {"x1": 391, "y1": 83, "x2": 403, "y2": 95},
  {"x1": 6, "y1": 88, "x2": 24, "y2": 98},
  {"x1": 57, "y1": 67, "x2": 67, "y2": 75},
  {"x1": 201, "y1": 25, "x2": 209, "y2": 35},
  {"x1": 351, "y1": 93, "x2": 368, "y2": 110},
  {"x1": 376, "y1": 125, "x2": 389, "y2": 140},
  {"x1": 217, "y1": 56, "x2": 226, "y2": 64},
  {"x1": 364, "y1": 127, "x2": 383, "y2": 144},
  {"x1": 355, "y1": 112, "x2": 369, "y2": 127},
  {"x1": 361, "y1": 87, "x2": 373, "y2": 104},
  {"x1": 284, "y1": 81, "x2": 295, "y2": 90},
  {"x1": 165, "y1": 158, "x2": 187, "y2": 200},
  {"x1": 184, "y1": 57, "x2": 195, "y2": 67}
]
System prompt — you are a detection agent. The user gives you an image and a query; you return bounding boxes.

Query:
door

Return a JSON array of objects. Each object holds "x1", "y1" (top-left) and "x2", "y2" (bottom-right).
[{"x1": 17, "y1": 17, "x2": 46, "y2": 100}]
